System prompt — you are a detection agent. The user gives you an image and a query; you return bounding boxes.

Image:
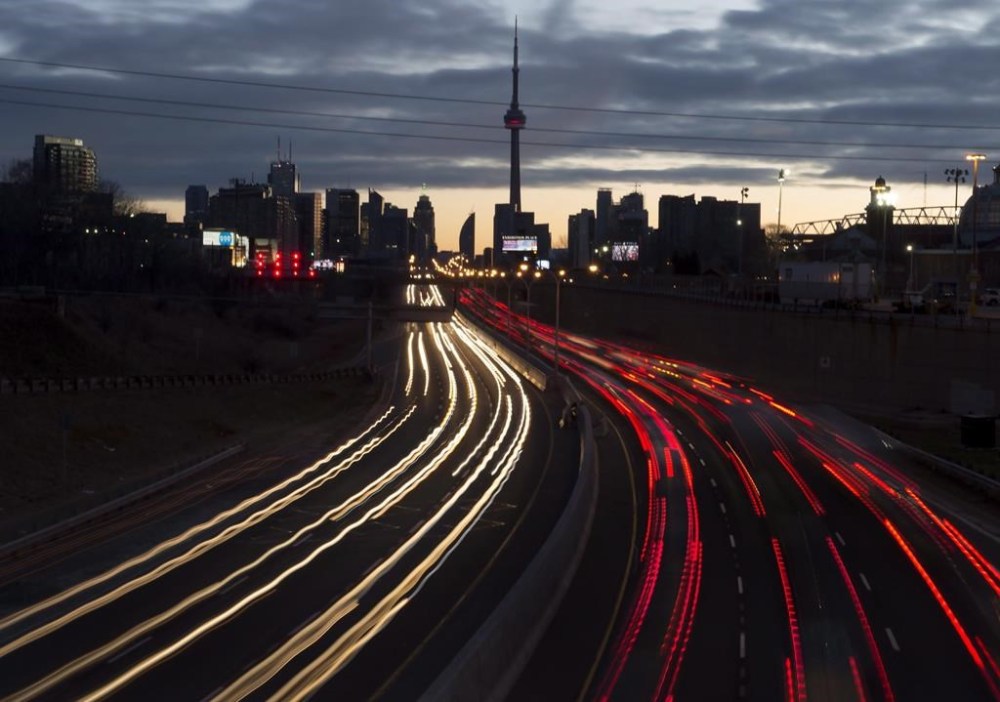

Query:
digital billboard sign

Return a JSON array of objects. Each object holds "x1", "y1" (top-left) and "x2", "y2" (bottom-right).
[
  {"x1": 611, "y1": 242, "x2": 639, "y2": 262},
  {"x1": 502, "y1": 236, "x2": 537, "y2": 253}
]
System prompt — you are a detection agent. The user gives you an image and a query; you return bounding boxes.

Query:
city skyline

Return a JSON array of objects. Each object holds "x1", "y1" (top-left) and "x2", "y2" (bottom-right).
[{"x1": 2, "y1": 0, "x2": 999, "y2": 251}]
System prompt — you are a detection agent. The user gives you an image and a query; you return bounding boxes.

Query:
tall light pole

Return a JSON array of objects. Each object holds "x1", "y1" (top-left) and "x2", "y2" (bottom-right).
[
  {"x1": 946, "y1": 167, "x2": 968, "y2": 299},
  {"x1": 906, "y1": 244, "x2": 915, "y2": 291},
  {"x1": 738, "y1": 186, "x2": 749, "y2": 278},
  {"x1": 776, "y1": 170, "x2": 785, "y2": 236},
  {"x1": 553, "y1": 269, "x2": 565, "y2": 374},
  {"x1": 966, "y1": 153, "x2": 986, "y2": 316}
]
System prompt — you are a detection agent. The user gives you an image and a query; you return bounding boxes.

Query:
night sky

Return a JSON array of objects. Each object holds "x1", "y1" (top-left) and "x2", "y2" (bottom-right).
[{"x1": 1, "y1": 0, "x2": 998, "y2": 249}]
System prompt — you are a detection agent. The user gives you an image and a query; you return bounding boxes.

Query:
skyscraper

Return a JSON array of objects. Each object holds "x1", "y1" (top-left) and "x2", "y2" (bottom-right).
[
  {"x1": 413, "y1": 194, "x2": 436, "y2": 260},
  {"x1": 33, "y1": 134, "x2": 97, "y2": 193},
  {"x1": 184, "y1": 185, "x2": 209, "y2": 228},
  {"x1": 268, "y1": 146, "x2": 300, "y2": 199},
  {"x1": 504, "y1": 23, "x2": 525, "y2": 212},
  {"x1": 325, "y1": 188, "x2": 360, "y2": 256},
  {"x1": 459, "y1": 212, "x2": 475, "y2": 261}
]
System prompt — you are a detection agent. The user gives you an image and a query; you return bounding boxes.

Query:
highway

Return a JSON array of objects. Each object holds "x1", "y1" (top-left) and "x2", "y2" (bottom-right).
[
  {"x1": 462, "y1": 286, "x2": 1000, "y2": 702},
  {"x1": 0, "y1": 284, "x2": 578, "y2": 700}
]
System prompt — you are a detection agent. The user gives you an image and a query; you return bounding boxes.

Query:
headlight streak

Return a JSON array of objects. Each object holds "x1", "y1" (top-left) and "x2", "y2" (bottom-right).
[
  {"x1": 0, "y1": 404, "x2": 400, "y2": 640},
  {"x1": 40, "y1": 348, "x2": 455, "y2": 699},
  {"x1": 404, "y1": 329, "x2": 416, "y2": 396},
  {"x1": 417, "y1": 329, "x2": 431, "y2": 397},
  {"x1": 257, "y1": 386, "x2": 531, "y2": 701},
  {"x1": 4, "y1": 405, "x2": 420, "y2": 700},
  {"x1": 49, "y1": 320, "x2": 511, "y2": 701},
  {"x1": 212, "y1": 326, "x2": 531, "y2": 701}
]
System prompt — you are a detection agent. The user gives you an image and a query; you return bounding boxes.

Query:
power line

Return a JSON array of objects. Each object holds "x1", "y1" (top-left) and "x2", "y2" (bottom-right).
[
  {"x1": 0, "y1": 82, "x2": 994, "y2": 153},
  {"x1": 2, "y1": 55, "x2": 1000, "y2": 132},
  {"x1": 0, "y1": 97, "x2": 967, "y2": 165}
]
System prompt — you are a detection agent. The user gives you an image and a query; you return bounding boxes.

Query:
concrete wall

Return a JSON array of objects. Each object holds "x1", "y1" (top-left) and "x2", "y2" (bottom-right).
[{"x1": 529, "y1": 285, "x2": 1000, "y2": 413}]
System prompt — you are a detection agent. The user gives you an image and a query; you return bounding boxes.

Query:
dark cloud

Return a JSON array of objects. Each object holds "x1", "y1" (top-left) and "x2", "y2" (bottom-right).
[{"x1": 1, "y1": 0, "x2": 998, "y2": 215}]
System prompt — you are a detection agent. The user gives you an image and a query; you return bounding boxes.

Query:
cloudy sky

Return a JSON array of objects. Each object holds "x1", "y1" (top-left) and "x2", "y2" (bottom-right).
[{"x1": 1, "y1": 0, "x2": 999, "y2": 250}]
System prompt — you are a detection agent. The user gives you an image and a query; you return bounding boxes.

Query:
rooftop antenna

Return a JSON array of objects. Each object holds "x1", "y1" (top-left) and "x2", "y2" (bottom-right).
[
  {"x1": 277, "y1": 136, "x2": 281, "y2": 162},
  {"x1": 288, "y1": 140, "x2": 292, "y2": 162}
]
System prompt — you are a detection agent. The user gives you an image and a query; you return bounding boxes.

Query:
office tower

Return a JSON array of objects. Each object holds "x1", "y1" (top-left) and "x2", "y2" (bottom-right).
[
  {"x1": 294, "y1": 192, "x2": 323, "y2": 258},
  {"x1": 267, "y1": 143, "x2": 300, "y2": 199},
  {"x1": 324, "y1": 188, "x2": 360, "y2": 256},
  {"x1": 184, "y1": 185, "x2": 209, "y2": 227},
  {"x1": 413, "y1": 194, "x2": 436, "y2": 258},
  {"x1": 459, "y1": 212, "x2": 475, "y2": 261},
  {"x1": 568, "y1": 209, "x2": 596, "y2": 269},
  {"x1": 33, "y1": 134, "x2": 98, "y2": 193}
]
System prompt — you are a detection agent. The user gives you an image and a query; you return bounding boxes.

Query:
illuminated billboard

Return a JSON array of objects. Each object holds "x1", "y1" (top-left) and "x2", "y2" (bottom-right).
[
  {"x1": 203, "y1": 229, "x2": 238, "y2": 248},
  {"x1": 611, "y1": 242, "x2": 639, "y2": 262},
  {"x1": 502, "y1": 236, "x2": 537, "y2": 253}
]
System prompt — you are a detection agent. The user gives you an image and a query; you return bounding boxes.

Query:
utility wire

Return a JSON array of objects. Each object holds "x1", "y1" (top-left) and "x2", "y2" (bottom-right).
[
  {"x1": 0, "y1": 82, "x2": 994, "y2": 152},
  {"x1": 0, "y1": 97, "x2": 967, "y2": 165},
  {"x1": 2, "y1": 55, "x2": 999, "y2": 132}
]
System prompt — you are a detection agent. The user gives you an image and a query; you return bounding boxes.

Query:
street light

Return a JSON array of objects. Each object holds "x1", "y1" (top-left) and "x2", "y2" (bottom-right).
[
  {"x1": 966, "y1": 153, "x2": 987, "y2": 315},
  {"x1": 906, "y1": 244, "x2": 915, "y2": 292},
  {"x1": 776, "y1": 170, "x2": 785, "y2": 236},
  {"x1": 946, "y1": 167, "x2": 968, "y2": 301},
  {"x1": 739, "y1": 186, "x2": 749, "y2": 279}
]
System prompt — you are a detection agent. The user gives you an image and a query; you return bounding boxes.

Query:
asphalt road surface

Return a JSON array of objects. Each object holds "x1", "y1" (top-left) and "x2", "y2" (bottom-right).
[
  {"x1": 462, "y1": 285, "x2": 1000, "y2": 702},
  {"x1": 0, "y1": 285, "x2": 579, "y2": 701}
]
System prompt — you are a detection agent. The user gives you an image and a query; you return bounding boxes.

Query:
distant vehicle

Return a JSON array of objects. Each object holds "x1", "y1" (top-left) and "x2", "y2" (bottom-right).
[
  {"x1": 979, "y1": 288, "x2": 1000, "y2": 306},
  {"x1": 778, "y1": 261, "x2": 874, "y2": 307}
]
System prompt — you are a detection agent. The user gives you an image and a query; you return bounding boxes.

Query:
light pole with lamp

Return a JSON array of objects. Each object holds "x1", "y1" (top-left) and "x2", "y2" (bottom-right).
[
  {"x1": 966, "y1": 153, "x2": 986, "y2": 316},
  {"x1": 738, "y1": 186, "x2": 749, "y2": 298},
  {"x1": 906, "y1": 244, "x2": 915, "y2": 291},
  {"x1": 946, "y1": 167, "x2": 968, "y2": 302},
  {"x1": 776, "y1": 170, "x2": 785, "y2": 236},
  {"x1": 551, "y1": 269, "x2": 566, "y2": 374}
]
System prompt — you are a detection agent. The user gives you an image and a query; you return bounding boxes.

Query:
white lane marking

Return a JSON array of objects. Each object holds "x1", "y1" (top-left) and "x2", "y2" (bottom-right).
[
  {"x1": 218, "y1": 574, "x2": 248, "y2": 596},
  {"x1": 739, "y1": 632, "x2": 746, "y2": 659},
  {"x1": 688, "y1": 442, "x2": 696, "y2": 450},
  {"x1": 288, "y1": 610, "x2": 321, "y2": 637},
  {"x1": 885, "y1": 628, "x2": 900, "y2": 652},
  {"x1": 835, "y1": 531, "x2": 846, "y2": 546},
  {"x1": 699, "y1": 458, "x2": 706, "y2": 466},
  {"x1": 737, "y1": 576, "x2": 744, "y2": 595},
  {"x1": 710, "y1": 478, "x2": 718, "y2": 488},
  {"x1": 719, "y1": 502, "x2": 727, "y2": 515},
  {"x1": 859, "y1": 573, "x2": 872, "y2": 592},
  {"x1": 107, "y1": 636, "x2": 152, "y2": 664},
  {"x1": 729, "y1": 534, "x2": 737, "y2": 549}
]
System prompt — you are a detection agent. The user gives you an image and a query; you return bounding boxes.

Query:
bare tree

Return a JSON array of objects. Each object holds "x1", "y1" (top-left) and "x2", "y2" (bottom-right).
[
  {"x1": 4, "y1": 158, "x2": 32, "y2": 184},
  {"x1": 98, "y1": 179, "x2": 145, "y2": 217}
]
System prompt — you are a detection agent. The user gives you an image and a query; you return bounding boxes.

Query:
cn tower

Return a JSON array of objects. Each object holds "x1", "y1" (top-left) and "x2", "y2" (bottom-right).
[{"x1": 504, "y1": 21, "x2": 525, "y2": 212}]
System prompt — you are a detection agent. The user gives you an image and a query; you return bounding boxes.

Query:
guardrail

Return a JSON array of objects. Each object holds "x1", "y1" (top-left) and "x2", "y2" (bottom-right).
[
  {"x1": 0, "y1": 443, "x2": 245, "y2": 556},
  {"x1": 879, "y1": 431, "x2": 1000, "y2": 502},
  {"x1": 421, "y1": 316, "x2": 598, "y2": 700},
  {"x1": 0, "y1": 367, "x2": 372, "y2": 396},
  {"x1": 453, "y1": 309, "x2": 547, "y2": 392}
]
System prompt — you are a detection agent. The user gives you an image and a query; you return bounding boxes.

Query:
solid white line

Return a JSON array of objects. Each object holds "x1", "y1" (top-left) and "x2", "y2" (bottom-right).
[
  {"x1": 835, "y1": 531, "x2": 846, "y2": 546},
  {"x1": 739, "y1": 632, "x2": 746, "y2": 659},
  {"x1": 729, "y1": 534, "x2": 737, "y2": 549},
  {"x1": 885, "y1": 627, "x2": 900, "y2": 652},
  {"x1": 288, "y1": 610, "x2": 321, "y2": 637},
  {"x1": 107, "y1": 636, "x2": 152, "y2": 664},
  {"x1": 737, "y1": 576, "x2": 744, "y2": 595},
  {"x1": 859, "y1": 573, "x2": 872, "y2": 592},
  {"x1": 218, "y1": 574, "x2": 249, "y2": 596},
  {"x1": 720, "y1": 502, "x2": 727, "y2": 514}
]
